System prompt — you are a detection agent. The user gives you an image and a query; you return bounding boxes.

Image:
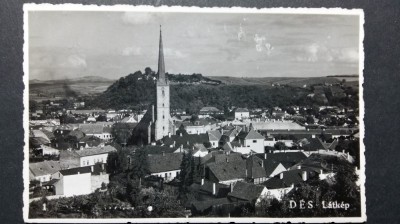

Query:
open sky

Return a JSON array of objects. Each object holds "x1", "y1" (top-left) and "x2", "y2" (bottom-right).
[{"x1": 28, "y1": 9, "x2": 361, "y2": 80}]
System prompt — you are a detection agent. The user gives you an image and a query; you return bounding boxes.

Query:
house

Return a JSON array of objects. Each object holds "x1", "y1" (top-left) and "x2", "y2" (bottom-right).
[
  {"x1": 235, "y1": 108, "x2": 250, "y2": 120},
  {"x1": 207, "y1": 130, "x2": 222, "y2": 148},
  {"x1": 41, "y1": 145, "x2": 60, "y2": 156},
  {"x1": 192, "y1": 143, "x2": 209, "y2": 157},
  {"x1": 199, "y1": 107, "x2": 222, "y2": 118},
  {"x1": 236, "y1": 129, "x2": 265, "y2": 154},
  {"x1": 228, "y1": 181, "x2": 268, "y2": 206},
  {"x1": 180, "y1": 119, "x2": 218, "y2": 135},
  {"x1": 220, "y1": 127, "x2": 240, "y2": 143},
  {"x1": 245, "y1": 155, "x2": 267, "y2": 184},
  {"x1": 161, "y1": 132, "x2": 209, "y2": 149},
  {"x1": 147, "y1": 152, "x2": 183, "y2": 182},
  {"x1": 121, "y1": 115, "x2": 137, "y2": 123},
  {"x1": 205, "y1": 157, "x2": 247, "y2": 185},
  {"x1": 261, "y1": 167, "x2": 318, "y2": 200},
  {"x1": 79, "y1": 124, "x2": 113, "y2": 141},
  {"x1": 256, "y1": 152, "x2": 307, "y2": 170},
  {"x1": 50, "y1": 164, "x2": 108, "y2": 197},
  {"x1": 75, "y1": 145, "x2": 117, "y2": 167},
  {"x1": 78, "y1": 135, "x2": 104, "y2": 149},
  {"x1": 29, "y1": 161, "x2": 62, "y2": 183}
]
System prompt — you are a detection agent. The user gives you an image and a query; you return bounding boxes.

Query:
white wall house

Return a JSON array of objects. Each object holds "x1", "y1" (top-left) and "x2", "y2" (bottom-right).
[
  {"x1": 265, "y1": 185, "x2": 294, "y2": 201},
  {"x1": 75, "y1": 145, "x2": 117, "y2": 167},
  {"x1": 51, "y1": 168, "x2": 92, "y2": 197},
  {"x1": 151, "y1": 169, "x2": 180, "y2": 182},
  {"x1": 234, "y1": 108, "x2": 250, "y2": 120},
  {"x1": 50, "y1": 164, "x2": 109, "y2": 197}
]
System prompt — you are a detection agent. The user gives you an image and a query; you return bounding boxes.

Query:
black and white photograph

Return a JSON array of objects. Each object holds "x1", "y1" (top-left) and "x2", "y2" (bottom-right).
[{"x1": 23, "y1": 5, "x2": 365, "y2": 223}]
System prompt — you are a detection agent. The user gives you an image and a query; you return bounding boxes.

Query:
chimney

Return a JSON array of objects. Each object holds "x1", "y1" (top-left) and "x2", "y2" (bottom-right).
[
  {"x1": 261, "y1": 160, "x2": 264, "y2": 168},
  {"x1": 280, "y1": 172, "x2": 283, "y2": 179},
  {"x1": 101, "y1": 163, "x2": 105, "y2": 170},
  {"x1": 245, "y1": 169, "x2": 248, "y2": 178},
  {"x1": 302, "y1": 171, "x2": 307, "y2": 181},
  {"x1": 201, "y1": 178, "x2": 204, "y2": 186},
  {"x1": 312, "y1": 134, "x2": 316, "y2": 138},
  {"x1": 297, "y1": 165, "x2": 301, "y2": 170},
  {"x1": 230, "y1": 183, "x2": 234, "y2": 192},
  {"x1": 168, "y1": 132, "x2": 171, "y2": 138},
  {"x1": 226, "y1": 157, "x2": 229, "y2": 163},
  {"x1": 342, "y1": 150, "x2": 345, "y2": 154},
  {"x1": 320, "y1": 169, "x2": 323, "y2": 174},
  {"x1": 180, "y1": 132, "x2": 183, "y2": 137},
  {"x1": 264, "y1": 153, "x2": 267, "y2": 160},
  {"x1": 162, "y1": 151, "x2": 165, "y2": 156},
  {"x1": 212, "y1": 183, "x2": 216, "y2": 195},
  {"x1": 77, "y1": 172, "x2": 80, "y2": 175},
  {"x1": 173, "y1": 141, "x2": 176, "y2": 147}
]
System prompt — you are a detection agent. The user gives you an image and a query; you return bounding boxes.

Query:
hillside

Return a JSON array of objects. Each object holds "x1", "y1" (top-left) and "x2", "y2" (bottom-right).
[
  {"x1": 208, "y1": 76, "x2": 345, "y2": 87},
  {"x1": 86, "y1": 70, "x2": 358, "y2": 112}
]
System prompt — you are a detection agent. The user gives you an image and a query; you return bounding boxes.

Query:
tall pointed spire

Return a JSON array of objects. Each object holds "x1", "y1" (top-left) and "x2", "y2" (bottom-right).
[{"x1": 157, "y1": 25, "x2": 166, "y2": 84}]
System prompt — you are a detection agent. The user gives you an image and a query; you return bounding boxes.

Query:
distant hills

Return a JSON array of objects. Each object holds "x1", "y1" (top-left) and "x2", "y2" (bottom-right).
[{"x1": 30, "y1": 76, "x2": 114, "y2": 84}]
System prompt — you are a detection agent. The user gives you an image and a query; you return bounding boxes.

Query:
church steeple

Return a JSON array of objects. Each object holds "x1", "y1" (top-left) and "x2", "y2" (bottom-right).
[{"x1": 157, "y1": 25, "x2": 166, "y2": 84}]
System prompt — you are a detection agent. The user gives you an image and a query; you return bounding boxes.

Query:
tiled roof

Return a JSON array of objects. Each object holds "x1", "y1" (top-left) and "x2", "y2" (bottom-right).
[
  {"x1": 300, "y1": 138, "x2": 326, "y2": 151},
  {"x1": 208, "y1": 130, "x2": 222, "y2": 142},
  {"x1": 79, "y1": 124, "x2": 106, "y2": 134},
  {"x1": 29, "y1": 161, "x2": 62, "y2": 177},
  {"x1": 199, "y1": 180, "x2": 230, "y2": 196},
  {"x1": 244, "y1": 129, "x2": 265, "y2": 140},
  {"x1": 235, "y1": 108, "x2": 249, "y2": 113},
  {"x1": 74, "y1": 145, "x2": 117, "y2": 157},
  {"x1": 256, "y1": 152, "x2": 307, "y2": 169},
  {"x1": 262, "y1": 168, "x2": 317, "y2": 189},
  {"x1": 228, "y1": 181, "x2": 265, "y2": 202},
  {"x1": 246, "y1": 155, "x2": 267, "y2": 179},
  {"x1": 207, "y1": 160, "x2": 246, "y2": 182},
  {"x1": 200, "y1": 107, "x2": 220, "y2": 112},
  {"x1": 30, "y1": 137, "x2": 50, "y2": 147},
  {"x1": 214, "y1": 152, "x2": 244, "y2": 164},
  {"x1": 59, "y1": 166, "x2": 92, "y2": 176},
  {"x1": 162, "y1": 133, "x2": 209, "y2": 148},
  {"x1": 263, "y1": 158, "x2": 283, "y2": 177},
  {"x1": 148, "y1": 153, "x2": 183, "y2": 173}
]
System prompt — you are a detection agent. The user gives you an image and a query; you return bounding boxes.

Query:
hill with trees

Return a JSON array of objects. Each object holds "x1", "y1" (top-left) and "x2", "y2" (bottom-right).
[{"x1": 86, "y1": 68, "x2": 358, "y2": 114}]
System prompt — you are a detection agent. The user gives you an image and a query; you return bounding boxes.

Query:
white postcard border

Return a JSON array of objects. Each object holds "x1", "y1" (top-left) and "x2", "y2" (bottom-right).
[{"x1": 22, "y1": 4, "x2": 366, "y2": 223}]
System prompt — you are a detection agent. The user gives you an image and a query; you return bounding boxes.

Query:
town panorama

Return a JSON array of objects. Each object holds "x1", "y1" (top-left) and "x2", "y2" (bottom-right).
[{"x1": 26, "y1": 6, "x2": 364, "y2": 222}]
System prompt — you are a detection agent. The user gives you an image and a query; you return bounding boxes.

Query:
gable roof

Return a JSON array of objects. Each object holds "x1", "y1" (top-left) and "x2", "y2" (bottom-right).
[
  {"x1": 162, "y1": 133, "x2": 209, "y2": 149},
  {"x1": 200, "y1": 107, "x2": 220, "y2": 112},
  {"x1": 148, "y1": 153, "x2": 183, "y2": 173},
  {"x1": 74, "y1": 145, "x2": 117, "y2": 157},
  {"x1": 235, "y1": 108, "x2": 249, "y2": 113},
  {"x1": 207, "y1": 160, "x2": 246, "y2": 182},
  {"x1": 79, "y1": 124, "x2": 106, "y2": 134},
  {"x1": 246, "y1": 155, "x2": 267, "y2": 179},
  {"x1": 244, "y1": 129, "x2": 265, "y2": 140},
  {"x1": 208, "y1": 130, "x2": 222, "y2": 142},
  {"x1": 59, "y1": 166, "x2": 92, "y2": 176},
  {"x1": 199, "y1": 180, "x2": 230, "y2": 196},
  {"x1": 29, "y1": 161, "x2": 62, "y2": 177},
  {"x1": 262, "y1": 168, "x2": 317, "y2": 189},
  {"x1": 228, "y1": 181, "x2": 265, "y2": 202},
  {"x1": 256, "y1": 152, "x2": 307, "y2": 169}
]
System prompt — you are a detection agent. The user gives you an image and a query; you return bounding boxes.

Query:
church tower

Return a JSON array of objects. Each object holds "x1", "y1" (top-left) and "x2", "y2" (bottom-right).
[{"x1": 155, "y1": 26, "x2": 171, "y2": 141}]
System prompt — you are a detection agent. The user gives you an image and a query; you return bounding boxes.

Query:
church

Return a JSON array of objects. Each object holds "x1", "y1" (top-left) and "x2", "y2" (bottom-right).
[{"x1": 129, "y1": 27, "x2": 175, "y2": 145}]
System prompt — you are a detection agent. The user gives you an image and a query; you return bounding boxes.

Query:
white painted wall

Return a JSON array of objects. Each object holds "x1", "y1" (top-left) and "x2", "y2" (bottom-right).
[
  {"x1": 63, "y1": 173, "x2": 92, "y2": 197},
  {"x1": 244, "y1": 138, "x2": 264, "y2": 153},
  {"x1": 150, "y1": 169, "x2": 179, "y2": 182},
  {"x1": 80, "y1": 154, "x2": 108, "y2": 167}
]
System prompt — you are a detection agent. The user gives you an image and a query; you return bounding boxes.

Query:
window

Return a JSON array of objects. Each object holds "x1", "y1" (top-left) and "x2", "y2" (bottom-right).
[
  {"x1": 163, "y1": 126, "x2": 165, "y2": 130},
  {"x1": 253, "y1": 140, "x2": 257, "y2": 143}
]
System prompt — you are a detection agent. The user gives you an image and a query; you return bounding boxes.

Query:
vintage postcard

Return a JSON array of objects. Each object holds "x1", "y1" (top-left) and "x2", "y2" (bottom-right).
[{"x1": 23, "y1": 4, "x2": 366, "y2": 223}]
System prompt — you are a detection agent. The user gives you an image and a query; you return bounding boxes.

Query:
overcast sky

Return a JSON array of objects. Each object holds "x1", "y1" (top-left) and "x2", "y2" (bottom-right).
[{"x1": 29, "y1": 10, "x2": 360, "y2": 80}]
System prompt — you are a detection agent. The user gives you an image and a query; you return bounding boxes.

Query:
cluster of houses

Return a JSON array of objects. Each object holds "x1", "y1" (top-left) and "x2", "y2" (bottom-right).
[
  {"x1": 29, "y1": 145, "x2": 116, "y2": 197},
  {"x1": 29, "y1": 104, "x2": 358, "y2": 215}
]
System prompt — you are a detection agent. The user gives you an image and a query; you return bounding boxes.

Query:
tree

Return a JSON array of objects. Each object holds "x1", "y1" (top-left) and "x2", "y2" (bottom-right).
[
  {"x1": 274, "y1": 142, "x2": 287, "y2": 152},
  {"x1": 131, "y1": 147, "x2": 150, "y2": 180},
  {"x1": 179, "y1": 150, "x2": 195, "y2": 193},
  {"x1": 306, "y1": 116, "x2": 315, "y2": 124}
]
